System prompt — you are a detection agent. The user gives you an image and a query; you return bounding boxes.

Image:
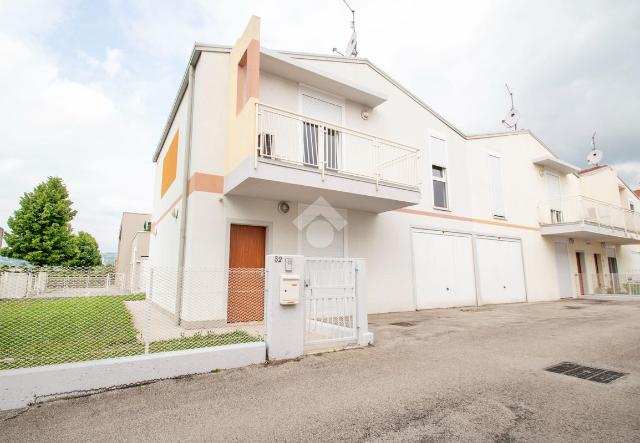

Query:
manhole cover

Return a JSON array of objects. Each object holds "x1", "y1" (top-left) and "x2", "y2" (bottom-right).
[
  {"x1": 390, "y1": 321, "x2": 415, "y2": 327},
  {"x1": 545, "y1": 362, "x2": 626, "y2": 384},
  {"x1": 564, "y1": 305, "x2": 584, "y2": 310}
]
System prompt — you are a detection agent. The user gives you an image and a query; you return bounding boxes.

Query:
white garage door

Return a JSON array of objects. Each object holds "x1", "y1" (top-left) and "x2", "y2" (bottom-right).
[
  {"x1": 475, "y1": 236, "x2": 527, "y2": 305},
  {"x1": 412, "y1": 230, "x2": 477, "y2": 309}
]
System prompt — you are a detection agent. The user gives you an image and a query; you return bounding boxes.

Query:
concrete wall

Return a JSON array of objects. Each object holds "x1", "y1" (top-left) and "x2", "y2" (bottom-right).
[
  {"x1": 148, "y1": 79, "x2": 190, "y2": 314},
  {"x1": 0, "y1": 343, "x2": 265, "y2": 411}
]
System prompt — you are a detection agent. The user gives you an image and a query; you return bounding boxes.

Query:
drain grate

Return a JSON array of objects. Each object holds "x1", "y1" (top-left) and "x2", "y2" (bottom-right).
[
  {"x1": 390, "y1": 321, "x2": 415, "y2": 327},
  {"x1": 545, "y1": 362, "x2": 626, "y2": 384}
]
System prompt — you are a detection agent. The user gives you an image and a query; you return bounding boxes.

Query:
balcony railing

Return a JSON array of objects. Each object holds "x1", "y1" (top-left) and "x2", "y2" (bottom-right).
[
  {"x1": 579, "y1": 273, "x2": 640, "y2": 296},
  {"x1": 255, "y1": 103, "x2": 421, "y2": 189},
  {"x1": 537, "y1": 196, "x2": 640, "y2": 235}
]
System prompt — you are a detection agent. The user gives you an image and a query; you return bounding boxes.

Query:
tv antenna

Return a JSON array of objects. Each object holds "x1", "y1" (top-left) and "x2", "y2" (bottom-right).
[
  {"x1": 333, "y1": 0, "x2": 358, "y2": 57},
  {"x1": 501, "y1": 83, "x2": 520, "y2": 130},
  {"x1": 586, "y1": 131, "x2": 603, "y2": 166}
]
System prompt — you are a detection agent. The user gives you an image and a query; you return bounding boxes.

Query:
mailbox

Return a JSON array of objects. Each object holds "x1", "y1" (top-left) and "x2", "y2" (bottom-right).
[{"x1": 280, "y1": 274, "x2": 300, "y2": 305}]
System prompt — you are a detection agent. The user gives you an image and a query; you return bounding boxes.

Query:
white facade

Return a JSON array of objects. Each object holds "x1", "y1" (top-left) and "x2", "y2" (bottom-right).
[{"x1": 148, "y1": 17, "x2": 640, "y2": 323}]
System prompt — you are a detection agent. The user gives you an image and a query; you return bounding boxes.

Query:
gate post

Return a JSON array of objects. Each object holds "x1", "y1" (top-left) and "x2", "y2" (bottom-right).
[
  {"x1": 264, "y1": 255, "x2": 305, "y2": 361},
  {"x1": 354, "y1": 259, "x2": 374, "y2": 346}
]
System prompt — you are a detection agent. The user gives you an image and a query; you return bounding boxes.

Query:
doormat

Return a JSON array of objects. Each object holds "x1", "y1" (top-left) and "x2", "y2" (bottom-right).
[{"x1": 545, "y1": 362, "x2": 626, "y2": 384}]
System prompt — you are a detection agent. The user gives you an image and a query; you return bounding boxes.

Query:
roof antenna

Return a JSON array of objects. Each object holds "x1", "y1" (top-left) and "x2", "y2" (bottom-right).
[
  {"x1": 501, "y1": 83, "x2": 520, "y2": 131},
  {"x1": 586, "y1": 131, "x2": 604, "y2": 166},
  {"x1": 333, "y1": 0, "x2": 358, "y2": 57}
]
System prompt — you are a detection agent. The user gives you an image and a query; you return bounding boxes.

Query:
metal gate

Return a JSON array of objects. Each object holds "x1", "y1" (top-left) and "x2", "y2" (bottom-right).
[{"x1": 304, "y1": 258, "x2": 358, "y2": 351}]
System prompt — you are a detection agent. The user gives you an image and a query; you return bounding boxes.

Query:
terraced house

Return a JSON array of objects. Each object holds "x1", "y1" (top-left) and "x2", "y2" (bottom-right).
[{"x1": 148, "y1": 16, "x2": 640, "y2": 328}]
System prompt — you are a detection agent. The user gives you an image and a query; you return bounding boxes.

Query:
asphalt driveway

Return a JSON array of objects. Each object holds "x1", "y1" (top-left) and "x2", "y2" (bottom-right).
[{"x1": 2, "y1": 299, "x2": 640, "y2": 442}]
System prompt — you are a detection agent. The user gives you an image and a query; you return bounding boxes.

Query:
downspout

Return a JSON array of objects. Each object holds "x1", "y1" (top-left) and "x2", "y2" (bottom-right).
[{"x1": 175, "y1": 64, "x2": 196, "y2": 325}]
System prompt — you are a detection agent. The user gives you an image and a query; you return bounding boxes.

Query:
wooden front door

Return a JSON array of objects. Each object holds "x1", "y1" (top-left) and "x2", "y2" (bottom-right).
[
  {"x1": 227, "y1": 224, "x2": 266, "y2": 323},
  {"x1": 576, "y1": 252, "x2": 584, "y2": 295}
]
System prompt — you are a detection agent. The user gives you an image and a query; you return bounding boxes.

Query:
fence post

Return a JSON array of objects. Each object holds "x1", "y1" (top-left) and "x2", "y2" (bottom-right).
[
  {"x1": 354, "y1": 259, "x2": 373, "y2": 346},
  {"x1": 145, "y1": 267, "x2": 154, "y2": 355},
  {"x1": 264, "y1": 255, "x2": 305, "y2": 361}
]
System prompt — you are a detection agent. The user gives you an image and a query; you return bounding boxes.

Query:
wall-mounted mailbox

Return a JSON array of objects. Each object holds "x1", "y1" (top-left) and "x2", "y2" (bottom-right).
[{"x1": 280, "y1": 274, "x2": 300, "y2": 305}]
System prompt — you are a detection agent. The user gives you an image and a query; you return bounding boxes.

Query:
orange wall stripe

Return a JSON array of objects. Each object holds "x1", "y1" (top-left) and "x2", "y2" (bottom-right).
[
  {"x1": 161, "y1": 131, "x2": 179, "y2": 197},
  {"x1": 187, "y1": 172, "x2": 224, "y2": 195},
  {"x1": 394, "y1": 207, "x2": 541, "y2": 232}
]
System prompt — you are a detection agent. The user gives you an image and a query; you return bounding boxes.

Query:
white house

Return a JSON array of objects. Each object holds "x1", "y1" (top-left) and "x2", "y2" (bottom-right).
[{"x1": 148, "y1": 16, "x2": 640, "y2": 327}]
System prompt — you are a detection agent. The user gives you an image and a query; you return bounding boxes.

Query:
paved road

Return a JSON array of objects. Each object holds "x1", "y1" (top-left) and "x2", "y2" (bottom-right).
[{"x1": 2, "y1": 299, "x2": 640, "y2": 442}]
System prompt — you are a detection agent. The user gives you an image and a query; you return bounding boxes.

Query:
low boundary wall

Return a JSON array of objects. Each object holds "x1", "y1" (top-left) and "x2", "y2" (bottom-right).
[{"x1": 0, "y1": 342, "x2": 266, "y2": 411}]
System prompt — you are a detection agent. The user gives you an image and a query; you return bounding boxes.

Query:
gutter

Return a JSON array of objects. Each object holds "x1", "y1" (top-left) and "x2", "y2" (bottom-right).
[{"x1": 174, "y1": 64, "x2": 196, "y2": 325}]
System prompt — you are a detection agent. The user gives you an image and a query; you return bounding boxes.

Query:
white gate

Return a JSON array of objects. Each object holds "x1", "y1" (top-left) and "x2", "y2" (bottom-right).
[{"x1": 304, "y1": 258, "x2": 358, "y2": 351}]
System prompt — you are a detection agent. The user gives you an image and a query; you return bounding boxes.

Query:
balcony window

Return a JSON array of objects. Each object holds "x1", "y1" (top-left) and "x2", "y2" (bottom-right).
[
  {"x1": 550, "y1": 209, "x2": 564, "y2": 223},
  {"x1": 432, "y1": 165, "x2": 448, "y2": 209},
  {"x1": 258, "y1": 133, "x2": 274, "y2": 157}
]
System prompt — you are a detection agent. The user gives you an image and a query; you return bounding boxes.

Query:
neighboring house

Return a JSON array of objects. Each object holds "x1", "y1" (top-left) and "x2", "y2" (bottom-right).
[
  {"x1": 148, "y1": 16, "x2": 640, "y2": 325},
  {"x1": 115, "y1": 212, "x2": 151, "y2": 289}
]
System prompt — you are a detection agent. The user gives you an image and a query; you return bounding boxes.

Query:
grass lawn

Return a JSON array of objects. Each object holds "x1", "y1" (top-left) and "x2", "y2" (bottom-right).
[
  {"x1": 0, "y1": 295, "x2": 262, "y2": 370},
  {"x1": 149, "y1": 330, "x2": 261, "y2": 353}
]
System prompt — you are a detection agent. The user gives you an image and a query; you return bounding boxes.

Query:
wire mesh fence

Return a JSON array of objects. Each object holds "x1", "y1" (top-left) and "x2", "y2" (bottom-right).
[{"x1": 0, "y1": 266, "x2": 265, "y2": 370}]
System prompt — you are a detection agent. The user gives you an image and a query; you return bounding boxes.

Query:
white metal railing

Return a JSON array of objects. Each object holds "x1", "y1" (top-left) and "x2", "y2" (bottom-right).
[
  {"x1": 581, "y1": 272, "x2": 640, "y2": 296},
  {"x1": 537, "y1": 196, "x2": 640, "y2": 235},
  {"x1": 255, "y1": 102, "x2": 421, "y2": 189},
  {"x1": 304, "y1": 258, "x2": 358, "y2": 349}
]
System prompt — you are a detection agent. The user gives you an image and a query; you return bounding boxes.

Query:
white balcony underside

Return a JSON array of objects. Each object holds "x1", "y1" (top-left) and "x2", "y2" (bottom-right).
[
  {"x1": 224, "y1": 157, "x2": 421, "y2": 213},
  {"x1": 540, "y1": 221, "x2": 640, "y2": 244}
]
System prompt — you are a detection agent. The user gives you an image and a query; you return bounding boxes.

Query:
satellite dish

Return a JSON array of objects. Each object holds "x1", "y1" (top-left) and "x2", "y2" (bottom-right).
[
  {"x1": 587, "y1": 131, "x2": 603, "y2": 165},
  {"x1": 587, "y1": 149, "x2": 603, "y2": 166},
  {"x1": 501, "y1": 84, "x2": 519, "y2": 130},
  {"x1": 345, "y1": 30, "x2": 358, "y2": 57},
  {"x1": 502, "y1": 108, "x2": 520, "y2": 129}
]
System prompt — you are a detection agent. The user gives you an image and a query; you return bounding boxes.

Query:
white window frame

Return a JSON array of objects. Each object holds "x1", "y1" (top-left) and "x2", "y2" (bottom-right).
[
  {"x1": 428, "y1": 131, "x2": 450, "y2": 211},
  {"x1": 431, "y1": 165, "x2": 449, "y2": 210},
  {"x1": 298, "y1": 84, "x2": 346, "y2": 170},
  {"x1": 544, "y1": 170, "x2": 563, "y2": 224},
  {"x1": 487, "y1": 151, "x2": 506, "y2": 219}
]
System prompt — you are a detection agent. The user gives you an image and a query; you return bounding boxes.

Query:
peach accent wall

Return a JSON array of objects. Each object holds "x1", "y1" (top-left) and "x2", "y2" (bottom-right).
[
  {"x1": 161, "y1": 130, "x2": 179, "y2": 197},
  {"x1": 187, "y1": 172, "x2": 224, "y2": 195},
  {"x1": 225, "y1": 16, "x2": 261, "y2": 174}
]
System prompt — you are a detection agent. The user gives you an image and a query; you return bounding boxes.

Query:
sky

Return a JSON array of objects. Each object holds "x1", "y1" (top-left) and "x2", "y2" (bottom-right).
[{"x1": 0, "y1": 0, "x2": 638, "y2": 253}]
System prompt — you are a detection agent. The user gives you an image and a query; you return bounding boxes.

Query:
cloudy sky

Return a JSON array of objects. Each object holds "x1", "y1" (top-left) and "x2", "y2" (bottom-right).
[{"x1": 0, "y1": 0, "x2": 638, "y2": 252}]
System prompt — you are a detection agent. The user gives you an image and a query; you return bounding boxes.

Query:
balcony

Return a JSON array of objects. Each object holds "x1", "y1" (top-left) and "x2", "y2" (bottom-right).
[
  {"x1": 224, "y1": 103, "x2": 421, "y2": 213},
  {"x1": 537, "y1": 196, "x2": 640, "y2": 244}
]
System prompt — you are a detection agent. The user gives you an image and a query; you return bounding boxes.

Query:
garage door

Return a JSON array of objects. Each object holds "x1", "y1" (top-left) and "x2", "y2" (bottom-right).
[
  {"x1": 412, "y1": 230, "x2": 477, "y2": 309},
  {"x1": 475, "y1": 236, "x2": 527, "y2": 305}
]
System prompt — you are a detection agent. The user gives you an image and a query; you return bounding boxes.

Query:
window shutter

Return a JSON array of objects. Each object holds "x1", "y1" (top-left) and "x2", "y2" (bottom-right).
[
  {"x1": 430, "y1": 136, "x2": 448, "y2": 167},
  {"x1": 489, "y1": 155, "x2": 505, "y2": 216},
  {"x1": 545, "y1": 173, "x2": 561, "y2": 210}
]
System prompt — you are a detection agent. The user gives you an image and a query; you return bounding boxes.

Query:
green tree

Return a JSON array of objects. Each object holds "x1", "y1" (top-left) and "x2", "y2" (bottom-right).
[
  {"x1": 2, "y1": 177, "x2": 78, "y2": 265},
  {"x1": 68, "y1": 231, "x2": 102, "y2": 267}
]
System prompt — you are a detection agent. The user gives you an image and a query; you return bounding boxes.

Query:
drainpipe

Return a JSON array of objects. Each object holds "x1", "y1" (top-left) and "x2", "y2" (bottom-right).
[{"x1": 175, "y1": 64, "x2": 196, "y2": 325}]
